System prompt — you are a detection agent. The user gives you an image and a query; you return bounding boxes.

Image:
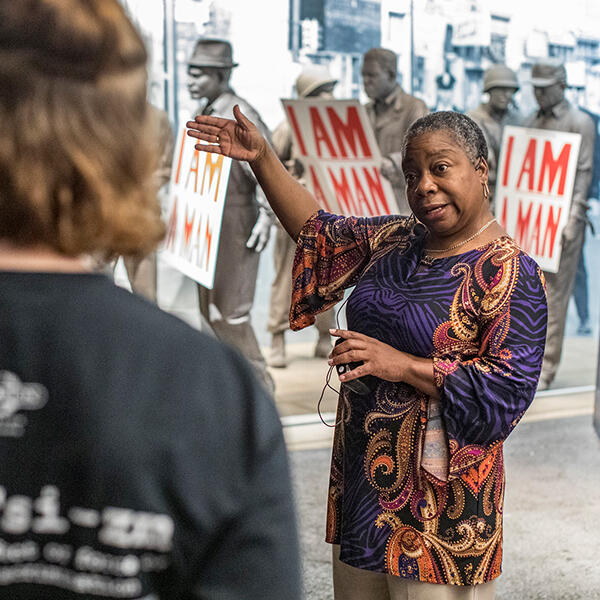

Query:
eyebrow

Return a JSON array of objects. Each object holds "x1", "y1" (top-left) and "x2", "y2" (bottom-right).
[{"x1": 402, "y1": 148, "x2": 458, "y2": 165}]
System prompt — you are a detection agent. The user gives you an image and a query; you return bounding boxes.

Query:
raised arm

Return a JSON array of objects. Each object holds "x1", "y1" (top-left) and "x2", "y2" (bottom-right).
[{"x1": 187, "y1": 105, "x2": 319, "y2": 240}]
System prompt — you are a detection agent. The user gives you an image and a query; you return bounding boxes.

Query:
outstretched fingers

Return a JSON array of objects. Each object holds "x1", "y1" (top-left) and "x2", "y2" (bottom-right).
[
  {"x1": 186, "y1": 122, "x2": 221, "y2": 149},
  {"x1": 192, "y1": 114, "x2": 230, "y2": 128}
]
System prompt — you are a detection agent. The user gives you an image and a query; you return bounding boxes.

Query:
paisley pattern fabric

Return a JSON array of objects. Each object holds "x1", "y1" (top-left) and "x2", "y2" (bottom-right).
[{"x1": 291, "y1": 211, "x2": 547, "y2": 585}]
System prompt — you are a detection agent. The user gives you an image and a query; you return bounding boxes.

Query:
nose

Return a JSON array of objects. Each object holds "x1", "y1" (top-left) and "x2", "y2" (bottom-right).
[{"x1": 413, "y1": 172, "x2": 437, "y2": 197}]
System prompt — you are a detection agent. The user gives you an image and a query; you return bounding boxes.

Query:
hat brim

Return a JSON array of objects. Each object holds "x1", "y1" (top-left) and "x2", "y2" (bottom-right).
[
  {"x1": 301, "y1": 78, "x2": 338, "y2": 98},
  {"x1": 530, "y1": 77, "x2": 557, "y2": 87},
  {"x1": 484, "y1": 82, "x2": 519, "y2": 92},
  {"x1": 188, "y1": 60, "x2": 238, "y2": 69}
]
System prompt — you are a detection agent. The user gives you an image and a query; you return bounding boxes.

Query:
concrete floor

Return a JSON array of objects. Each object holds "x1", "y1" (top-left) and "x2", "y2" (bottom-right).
[{"x1": 289, "y1": 408, "x2": 600, "y2": 600}]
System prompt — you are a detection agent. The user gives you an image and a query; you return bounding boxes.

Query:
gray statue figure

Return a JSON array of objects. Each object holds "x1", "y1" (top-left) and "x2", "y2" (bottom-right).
[
  {"x1": 187, "y1": 39, "x2": 275, "y2": 393},
  {"x1": 267, "y1": 64, "x2": 338, "y2": 368},
  {"x1": 522, "y1": 59, "x2": 596, "y2": 390},
  {"x1": 361, "y1": 47, "x2": 429, "y2": 215},
  {"x1": 467, "y1": 65, "x2": 521, "y2": 209}
]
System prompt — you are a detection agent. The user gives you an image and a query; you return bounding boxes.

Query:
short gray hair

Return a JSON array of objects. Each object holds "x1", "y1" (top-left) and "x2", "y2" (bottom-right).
[{"x1": 402, "y1": 111, "x2": 488, "y2": 164}]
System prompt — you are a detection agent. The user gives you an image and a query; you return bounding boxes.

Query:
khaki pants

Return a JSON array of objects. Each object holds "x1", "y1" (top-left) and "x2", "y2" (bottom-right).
[
  {"x1": 197, "y1": 204, "x2": 274, "y2": 394},
  {"x1": 332, "y1": 546, "x2": 497, "y2": 600},
  {"x1": 539, "y1": 218, "x2": 587, "y2": 387},
  {"x1": 268, "y1": 224, "x2": 334, "y2": 335}
]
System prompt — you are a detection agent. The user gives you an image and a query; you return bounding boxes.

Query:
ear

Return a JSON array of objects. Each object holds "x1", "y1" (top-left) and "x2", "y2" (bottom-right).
[{"x1": 476, "y1": 156, "x2": 489, "y2": 184}]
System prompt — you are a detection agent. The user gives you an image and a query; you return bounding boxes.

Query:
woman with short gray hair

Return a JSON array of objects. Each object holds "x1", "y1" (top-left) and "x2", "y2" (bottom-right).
[{"x1": 187, "y1": 108, "x2": 547, "y2": 599}]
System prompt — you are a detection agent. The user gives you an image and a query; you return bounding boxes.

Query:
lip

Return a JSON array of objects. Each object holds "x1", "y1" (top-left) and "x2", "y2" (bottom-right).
[{"x1": 423, "y1": 204, "x2": 448, "y2": 216}]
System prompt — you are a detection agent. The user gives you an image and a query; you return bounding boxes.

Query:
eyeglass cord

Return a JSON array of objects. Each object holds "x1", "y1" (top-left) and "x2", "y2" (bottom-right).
[{"x1": 317, "y1": 293, "x2": 351, "y2": 428}]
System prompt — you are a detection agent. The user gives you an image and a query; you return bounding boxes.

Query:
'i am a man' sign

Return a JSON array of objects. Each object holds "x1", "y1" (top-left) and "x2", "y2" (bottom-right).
[
  {"x1": 282, "y1": 98, "x2": 398, "y2": 217},
  {"x1": 495, "y1": 126, "x2": 581, "y2": 272},
  {"x1": 161, "y1": 130, "x2": 232, "y2": 289}
]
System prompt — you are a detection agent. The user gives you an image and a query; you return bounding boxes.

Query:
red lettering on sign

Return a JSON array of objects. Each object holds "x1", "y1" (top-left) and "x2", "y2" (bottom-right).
[
  {"x1": 200, "y1": 153, "x2": 224, "y2": 199},
  {"x1": 185, "y1": 150, "x2": 200, "y2": 193},
  {"x1": 184, "y1": 204, "x2": 195, "y2": 245},
  {"x1": 328, "y1": 168, "x2": 357, "y2": 214},
  {"x1": 310, "y1": 107, "x2": 338, "y2": 158},
  {"x1": 199, "y1": 218, "x2": 213, "y2": 270},
  {"x1": 497, "y1": 196, "x2": 508, "y2": 229},
  {"x1": 502, "y1": 135, "x2": 514, "y2": 187},
  {"x1": 531, "y1": 204, "x2": 542, "y2": 255},
  {"x1": 515, "y1": 201, "x2": 533, "y2": 250},
  {"x1": 165, "y1": 196, "x2": 178, "y2": 251},
  {"x1": 326, "y1": 106, "x2": 372, "y2": 159},
  {"x1": 285, "y1": 105, "x2": 308, "y2": 156},
  {"x1": 542, "y1": 205, "x2": 562, "y2": 258},
  {"x1": 363, "y1": 167, "x2": 390, "y2": 214},
  {"x1": 309, "y1": 166, "x2": 331, "y2": 211},
  {"x1": 514, "y1": 200, "x2": 544, "y2": 255},
  {"x1": 517, "y1": 139, "x2": 537, "y2": 192},
  {"x1": 537, "y1": 141, "x2": 571, "y2": 196},
  {"x1": 351, "y1": 169, "x2": 375, "y2": 215},
  {"x1": 174, "y1": 131, "x2": 187, "y2": 185}
]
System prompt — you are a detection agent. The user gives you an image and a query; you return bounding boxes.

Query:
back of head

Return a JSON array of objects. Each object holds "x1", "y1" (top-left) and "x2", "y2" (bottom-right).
[
  {"x1": 403, "y1": 111, "x2": 488, "y2": 165},
  {"x1": 295, "y1": 64, "x2": 338, "y2": 98},
  {"x1": 0, "y1": 0, "x2": 165, "y2": 257},
  {"x1": 363, "y1": 47, "x2": 397, "y2": 77},
  {"x1": 483, "y1": 65, "x2": 519, "y2": 92}
]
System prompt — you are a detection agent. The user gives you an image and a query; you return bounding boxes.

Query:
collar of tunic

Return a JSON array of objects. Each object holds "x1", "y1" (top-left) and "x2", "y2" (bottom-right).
[
  {"x1": 202, "y1": 88, "x2": 236, "y2": 116},
  {"x1": 535, "y1": 97, "x2": 570, "y2": 120}
]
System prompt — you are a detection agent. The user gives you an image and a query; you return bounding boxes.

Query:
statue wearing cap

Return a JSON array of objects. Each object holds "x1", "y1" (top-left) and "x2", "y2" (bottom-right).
[
  {"x1": 467, "y1": 64, "x2": 521, "y2": 207},
  {"x1": 266, "y1": 64, "x2": 339, "y2": 368},
  {"x1": 187, "y1": 38, "x2": 275, "y2": 393},
  {"x1": 523, "y1": 59, "x2": 596, "y2": 390}
]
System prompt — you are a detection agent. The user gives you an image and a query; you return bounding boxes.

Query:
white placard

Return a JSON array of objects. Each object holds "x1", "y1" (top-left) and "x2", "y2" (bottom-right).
[
  {"x1": 495, "y1": 126, "x2": 582, "y2": 273},
  {"x1": 282, "y1": 98, "x2": 398, "y2": 216},
  {"x1": 160, "y1": 129, "x2": 232, "y2": 288}
]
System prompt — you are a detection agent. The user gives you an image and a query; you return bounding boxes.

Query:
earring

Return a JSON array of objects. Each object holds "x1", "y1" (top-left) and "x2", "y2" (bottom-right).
[{"x1": 482, "y1": 182, "x2": 490, "y2": 201}]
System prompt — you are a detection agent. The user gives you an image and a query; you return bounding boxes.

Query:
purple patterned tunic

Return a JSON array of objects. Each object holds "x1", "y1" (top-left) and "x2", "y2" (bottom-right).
[{"x1": 290, "y1": 211, "x2": 547, "y2": 585}]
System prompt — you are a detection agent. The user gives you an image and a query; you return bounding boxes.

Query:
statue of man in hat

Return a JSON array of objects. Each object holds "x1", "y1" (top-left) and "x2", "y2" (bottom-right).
[
  {"x1": 187, "y1": 38, "x2": 274, "y2": 393},
  {"x1": 267, "y1": 64, "x2": 338, "y2": 368},
  {"x1": 523, "y1": 59, "x2": 596, "y2": 390},
  {"x1": 467, "y1": 64, "x2": 521, "y2": 208},
  {"x1": 361, "y1": 47, "x2": 429, "y2": 215}
]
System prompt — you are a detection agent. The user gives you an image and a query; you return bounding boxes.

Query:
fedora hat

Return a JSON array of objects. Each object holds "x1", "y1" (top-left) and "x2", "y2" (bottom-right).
[{"x1": 188, "y1": 39, "x2": 238, "y2": 69}]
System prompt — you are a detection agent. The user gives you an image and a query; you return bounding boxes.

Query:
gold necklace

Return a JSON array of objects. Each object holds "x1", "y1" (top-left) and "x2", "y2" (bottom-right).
[{"x1": 424, "y1": 218, "x2": 496, "y2": 254}]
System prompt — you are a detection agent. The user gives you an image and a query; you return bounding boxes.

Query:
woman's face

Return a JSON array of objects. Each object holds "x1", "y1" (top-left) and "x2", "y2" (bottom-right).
[{"x1": 402, "y1": 130, "x2": 489, "y2": 240}]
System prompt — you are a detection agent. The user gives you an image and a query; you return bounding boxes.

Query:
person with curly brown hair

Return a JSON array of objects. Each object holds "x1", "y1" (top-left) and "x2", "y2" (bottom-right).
[{"x1": 0, "y1": 2, "x2": 300, "y2": 598}]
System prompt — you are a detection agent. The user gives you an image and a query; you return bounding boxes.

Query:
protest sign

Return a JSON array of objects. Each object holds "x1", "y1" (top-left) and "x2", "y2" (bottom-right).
[
  {"x1": 161, "y1": 129, "x2": 232, "y2": 288},
  {"x1": 495, "y1": 126, "x2": 581, "y2": 272},
  {"x1": 282, "y1": 98, "x2": 398, "y2": 216}
]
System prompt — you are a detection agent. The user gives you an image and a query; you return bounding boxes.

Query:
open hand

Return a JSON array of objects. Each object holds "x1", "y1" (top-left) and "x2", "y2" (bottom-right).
[
  {"x1": 328, "y1": 329, "x2": 408, "y2": 383},
  {"x1": 186, "y1": 104, "x2": 268, "y2": 163}
]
